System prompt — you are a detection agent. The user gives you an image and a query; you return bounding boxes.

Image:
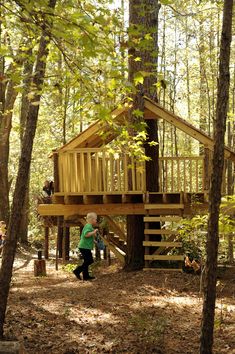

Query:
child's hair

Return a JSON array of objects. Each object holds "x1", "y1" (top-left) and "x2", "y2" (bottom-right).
[{"x1": 86, "y1": 212, "x2": 97, "y2": 223}]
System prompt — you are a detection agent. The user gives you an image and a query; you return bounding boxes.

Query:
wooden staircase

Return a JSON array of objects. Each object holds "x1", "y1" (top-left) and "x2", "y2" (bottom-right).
[
  {"x1": 101, "y1": 216, "x2": 127, "y2": 264},
  {"x1": 143, "y1": 203, "x2": 184, "y2": 271}
]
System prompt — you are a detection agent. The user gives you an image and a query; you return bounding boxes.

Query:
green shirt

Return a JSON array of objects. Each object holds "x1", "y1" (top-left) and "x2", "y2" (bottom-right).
[{"x1": 78, "y1": 223, "x2": 94, "y2": 250}]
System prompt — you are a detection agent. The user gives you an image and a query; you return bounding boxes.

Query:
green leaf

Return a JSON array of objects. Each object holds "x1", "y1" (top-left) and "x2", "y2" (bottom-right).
[{"x1": 133, "y1": 72, "x2": 144, "y2": 86}]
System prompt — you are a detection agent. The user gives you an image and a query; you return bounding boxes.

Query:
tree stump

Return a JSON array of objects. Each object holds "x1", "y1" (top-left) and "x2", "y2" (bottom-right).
[
  {"x1": 34, "y1": 259, "x2": 46, "y2": 276},
  {"x1": 0, "y1": 341, "x2": 25, "y2": 354}
]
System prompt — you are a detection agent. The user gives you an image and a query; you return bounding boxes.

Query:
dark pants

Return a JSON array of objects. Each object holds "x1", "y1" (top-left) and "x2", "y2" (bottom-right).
[{"x1": 74, "y1": 248, "x2": 94, "y2": 279}]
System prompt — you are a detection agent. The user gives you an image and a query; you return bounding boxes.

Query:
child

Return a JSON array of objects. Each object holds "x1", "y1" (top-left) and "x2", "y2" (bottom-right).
[{"x1": 73, "y1": 212, "x2": 98, "y2": 281}]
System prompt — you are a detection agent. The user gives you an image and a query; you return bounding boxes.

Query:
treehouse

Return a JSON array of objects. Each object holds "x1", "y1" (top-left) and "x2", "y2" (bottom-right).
[{"x1": 38, "y1": 97, "x2": 235, "y2": 270}]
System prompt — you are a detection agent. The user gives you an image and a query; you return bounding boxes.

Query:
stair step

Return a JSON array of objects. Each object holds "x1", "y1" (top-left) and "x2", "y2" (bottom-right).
[
  {"x1": 143, "y1": 268, "x2": 182, "y2": 272},
  {"x1": 144, "y1": 216, "x2": 181, "y2": 222},
  {"x1": 144, "y1": 229, "x2": 178, "y2": 235},
  {"x1": 102, "y1": 238, "x2": 125, "y2": 263},
  {"x1": 144, "y1": 203, "x2": 184, "y2": 210},
  {"x1": 144, "y1": 255, "x2": 184, "y2": 261},
  {"x1": 143, "y1": 241, "x2": 182, "y2": 247}
]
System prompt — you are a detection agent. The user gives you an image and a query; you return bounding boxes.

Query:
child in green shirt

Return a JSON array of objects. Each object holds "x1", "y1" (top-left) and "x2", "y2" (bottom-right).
[{"x1": 73, "y1": 212, "x2": 98, "y2": 280}]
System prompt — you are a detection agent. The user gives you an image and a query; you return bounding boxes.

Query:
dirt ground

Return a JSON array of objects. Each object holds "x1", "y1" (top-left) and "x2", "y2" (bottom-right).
[{"x1": 3, "y1": 252, "x2": 235, "y2": 354}]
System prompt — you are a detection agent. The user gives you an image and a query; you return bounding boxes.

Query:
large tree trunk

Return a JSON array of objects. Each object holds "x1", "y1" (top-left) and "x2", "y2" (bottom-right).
[
  {"x1": 0, "y1": 0, "x2": 57, "y2": 338},
  {"x1": 125, "y1": 0, "x2": 160, "y2": 271},
  {"x1": 200, "y1": 1, "x2": 233, "y2": 353}
]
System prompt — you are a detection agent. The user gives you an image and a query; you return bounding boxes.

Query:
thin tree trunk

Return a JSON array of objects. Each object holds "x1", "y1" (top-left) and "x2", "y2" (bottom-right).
[
  {"x1": 200, "y1": 1, "x2": 233, "y2": 353},
  {"x1": 18, "y1": 47, "x2": 34, "y2": 244},
  {"x1": 0, "y1": 0, "x2": 57, "y2": 337},
  {"x1": 0, "y1": 79, "x2": 18, "y2": 223}
]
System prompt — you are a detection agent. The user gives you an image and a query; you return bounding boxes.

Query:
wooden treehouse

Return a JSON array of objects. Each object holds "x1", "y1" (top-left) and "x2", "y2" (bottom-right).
[{"x1": 38, "y1": 97, "x2": 235, "y2": 270}]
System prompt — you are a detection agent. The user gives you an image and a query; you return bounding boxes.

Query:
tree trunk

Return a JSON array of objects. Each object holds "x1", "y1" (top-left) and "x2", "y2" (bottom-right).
[
  {"x1": 0, "y1": 0, "x2": 57, "y2": 338},
  {"x1": 18, "y1": 47, "x2": 34, "y2": 244},
  {"x1": 200, "y1": 1, "x2": 233, "y2": 353},
  {"x1": 0, "y1": 79, "x2": 18, "y2": 223},
  {"x1": 125, "y1": 0, "x2": 160, "y2": 271}
]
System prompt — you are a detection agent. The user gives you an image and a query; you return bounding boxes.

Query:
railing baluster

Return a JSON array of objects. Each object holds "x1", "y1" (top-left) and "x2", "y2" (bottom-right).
[
  {"x1": 177, "y1": 158, "x2": 180, "y2": 192},
  {"x1": 102, "y1": 150, "x2": 107, "y2": 192},
  {"x1": 131, "y1": 156, "x2": 136, "y2": 191},
  {"x1": 196, "y1": 159, "x2": 199, "y2": 192},
  {"x1": 87, "y1": 152, "x2": 92, "y2": 192},
  {"x1": 110, "y1": 153, "x2": 114, "y2": 192},
  {"x1": 190, "y1": 158, "x2": 193, "y2": 192},
  {"x1": 95, "y1": 152, "x2": 99, "y2": 192},
  {"x1": 80, "y1": 152, "x2": 85, "y2": 192},
  {"x1": 124, "y1": 154, "x2": 128, "y2": 192},
  {"x1": 165, "y1": 159, "x2": 168, "y2": 192}
]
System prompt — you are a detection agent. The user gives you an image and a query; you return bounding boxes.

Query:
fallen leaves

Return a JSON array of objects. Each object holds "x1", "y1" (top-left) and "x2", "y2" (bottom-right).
[{"x1": 2, "y1": 255, "x2": 235, "y2": 354}]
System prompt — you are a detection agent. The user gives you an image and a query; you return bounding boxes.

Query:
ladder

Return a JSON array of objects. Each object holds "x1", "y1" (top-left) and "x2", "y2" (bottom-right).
[{"x1": 143, "y1": 203, "x2": 184, "y2": 271}]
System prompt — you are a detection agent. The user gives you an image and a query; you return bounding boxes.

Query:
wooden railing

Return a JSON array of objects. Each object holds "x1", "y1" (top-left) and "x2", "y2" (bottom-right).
[
  {"x1": 57, "y1": 149, "x2": 206, "y2": 195},
  {"x1": 159, "y1": 156, "x2": 205, "y2": 193},
  {"x1": 58, "y1": 148, "x2": 146, "y2": 194}
]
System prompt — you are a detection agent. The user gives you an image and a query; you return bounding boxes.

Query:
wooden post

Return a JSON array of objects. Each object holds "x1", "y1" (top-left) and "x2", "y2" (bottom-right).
[
  {"x1": 62, "y1": 226, "x2": 70, "y2": 263},
  {"x1": 65, "y1": 227, "x2": 70, "y2": 261},
  {"x1": 57, "y1": 226, "x2": 63, "y2": 258},
  {"x1": 44, "y1": 226, "x2": 49, "y2": 260},
  {"x1": 56, "y1": 216, "x2": 63, "y2": 270},
  {"x1": 53, "y1": 151, "x2": 59, "y2": 192}
]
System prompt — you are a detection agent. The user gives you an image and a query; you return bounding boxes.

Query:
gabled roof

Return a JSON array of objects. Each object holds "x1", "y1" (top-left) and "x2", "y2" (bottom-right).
[{"x1": 56, "y1": 96, "x2": 235, "y2": 162}]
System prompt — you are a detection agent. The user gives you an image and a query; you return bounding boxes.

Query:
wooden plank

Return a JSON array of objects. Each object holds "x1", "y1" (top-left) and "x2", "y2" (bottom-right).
[
  {"x1": 184, "y1": 159, "x2": 187, "y2": 192},
  {"x1": 144, "y1": 255, "x2": 184, "y2": 261},
  {"x1": 144, "y1": 229, "x2": 178, "y2": 235},
  {"x1": 144, "y1": 216, "x2": 181, "y2": 222},
  {"x1": 131, "y1": 156, "x2": 136, "y2": 191},
  {"x1": 102, "y1": 237, "x2": 125, "y2": 263},
  {"x1": 177, "y1": 159, "x2": 180, "y2": 191},
  {"x1": 165, "y1": 159, "x2": 168, "y2": 192},
  {"x1": 80, "y1": 152, "x2": 85, "y2": 192},
  {"x1": 74, "y1": 152, "x2": 78, "y2": 192},
  {"x1": 117, "y1": 157, "x2": 121, "y2": 191},
  {"x1": 144, "y1": 203, "x2": 184, "y2": 209},
  {"x1": 87, "y1": 152, "x2": 92, "y2": 192},
  {"x1": 95, "y1": 152, "x2": 99, "y2": 191},
  {"x1": 189, "y1": 159, "x2": 193, "y2": 192},
  {"x1": 102, "y1": 150, "x2": 107, "y2": 192},
  {"x1": 143, "y1": 241, "x2": 182, "y2": 247},
  {"x1": 38, "y1": 203, "x2": 146, "y2": 216},
  {"x1": 159, "y1": 159, "x2": 163, "y2": 192},
  {"x1": 124, "y1": 154, "x2": 128, "y2": 192},
  {"x1": 143, "y1": 268, "x2": 182, "y2": 272},
  {"x1": 110, "y1": 153, "x2": 114, "y2": 192},
  {"x1": 195, "y1": 159, "x2": 199, "y2": 192},
  {"x1": 58, "y1": 154, "x2": 64, "y2": 192},
  {"x1": 104, "y1": 215, "x2": 126, "y2": 241}
]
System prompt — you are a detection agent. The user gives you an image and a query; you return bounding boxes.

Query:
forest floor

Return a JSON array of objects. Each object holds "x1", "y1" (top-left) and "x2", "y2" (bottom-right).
[{"x1": 2, "y1": 250, "x2": 235, "y2": 354}]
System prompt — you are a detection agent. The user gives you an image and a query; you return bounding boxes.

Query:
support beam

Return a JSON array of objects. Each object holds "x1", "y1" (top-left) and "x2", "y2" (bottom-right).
[
  {"x1": 65, "y1": 227, "x2": 70, "y2": 261},
  {"x1": 38, "y1": 203, "x2": 146, "y2": 216},
  {"x1": 44, "y1": 226, "x2": 49, "y2": 260}
]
